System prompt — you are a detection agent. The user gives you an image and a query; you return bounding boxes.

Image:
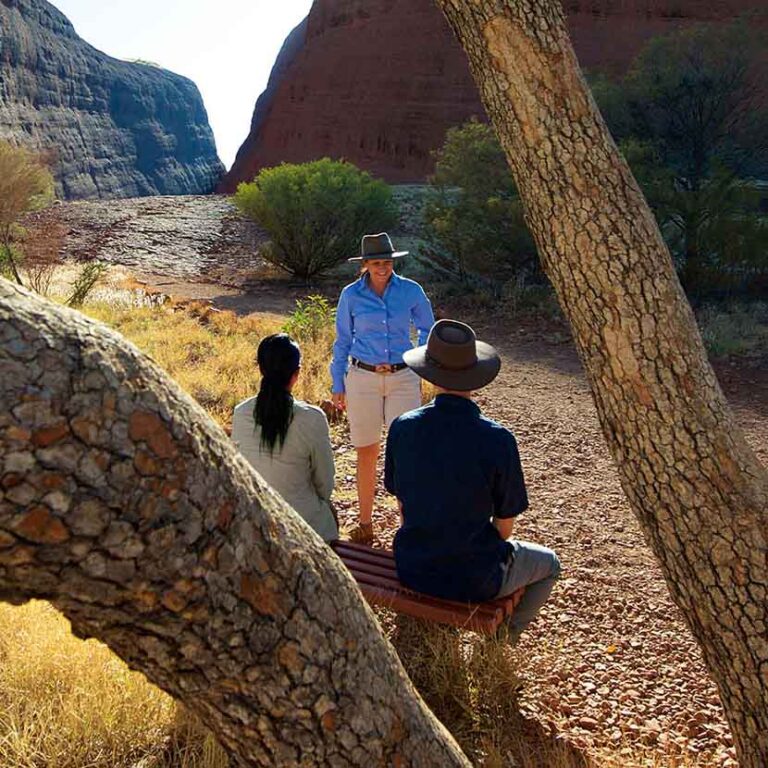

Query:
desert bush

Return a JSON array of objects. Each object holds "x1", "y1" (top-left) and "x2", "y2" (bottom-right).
[
  {"x1": 66, "y1": 261, "x2": 109, "y2": 307},
  {"x1": 282, "y1": 294, "x2": 335, "y2": 344},
  {"x1": 424, "y1": 119, "x2": 538, "y2": 285},
  {"x1": 234, "y1": 158, "x2": 398, "y2": 280},
  {"x1": 18, "y1": 221, "x2": 66, "y2": 295},
  {"x1": 282, "y1": 295, "x2": 337, "y2": 403},
  {"x1": 591, "y1": 21, "x2": 768, "y2": 300},
  {"x1": 0, "y1": 141, "x2": 55, "y2": 285}
]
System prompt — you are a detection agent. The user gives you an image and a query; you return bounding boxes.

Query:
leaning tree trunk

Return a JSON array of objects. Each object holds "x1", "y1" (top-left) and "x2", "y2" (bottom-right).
[
  {"x1": 0, "y1": 280, "x2": 470, "y2": 768},
  {"x1": 433, "y1": 1, "x2": 768, "y2": 766}
]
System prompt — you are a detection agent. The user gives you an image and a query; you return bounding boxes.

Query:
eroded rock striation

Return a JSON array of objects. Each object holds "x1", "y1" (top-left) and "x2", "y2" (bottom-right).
[
  {"x1": 222, "y1": 0, "x2": 766, "y2": 188},
  {"x1": 0, "y1": 0, "x2": 224, "y2": 199}
]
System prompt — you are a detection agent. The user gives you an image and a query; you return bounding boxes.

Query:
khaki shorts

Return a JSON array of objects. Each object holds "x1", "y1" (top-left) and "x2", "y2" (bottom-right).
[{"x1": 345, "y1": 365, "x2": 422, "y2": 447}]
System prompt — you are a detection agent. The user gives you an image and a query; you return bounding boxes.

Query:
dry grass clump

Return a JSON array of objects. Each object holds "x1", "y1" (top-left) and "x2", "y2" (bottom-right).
[
  {"x1": 81, "y1": 299, "x2": 335, "y2": 429},
  {"x1": 0, "y1": 601, "x2": 228, "y2": 768},
  {"x1": 390, "y1": 616, "x2": 587, "y2": 768}
]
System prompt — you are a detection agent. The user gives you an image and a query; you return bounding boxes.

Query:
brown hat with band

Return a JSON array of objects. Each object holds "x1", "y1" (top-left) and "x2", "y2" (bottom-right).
[
  {"x1": 403, "y1": 319, "x2": 501, "y2": 391},
  {"x1": 348, "y1": 232, "x2": 408, "y2": 262}
]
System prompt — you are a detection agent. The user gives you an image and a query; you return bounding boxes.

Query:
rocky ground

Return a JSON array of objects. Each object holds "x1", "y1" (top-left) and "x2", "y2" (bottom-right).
[{"x1": 33, "y1": 196, "x2": 768, "y2": 766}]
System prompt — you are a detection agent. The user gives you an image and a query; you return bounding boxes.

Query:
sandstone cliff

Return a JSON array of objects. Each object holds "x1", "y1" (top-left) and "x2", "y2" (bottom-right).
[
  {"x1": 0, "y1": 0, "x2": 224, "y2": 199},
  {"x1": 222, "y1": 0, "x2": 766, "y2": 188}
]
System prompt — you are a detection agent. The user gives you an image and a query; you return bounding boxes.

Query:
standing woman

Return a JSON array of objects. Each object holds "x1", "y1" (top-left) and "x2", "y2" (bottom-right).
[
  {"x1": 331, "y1": 232, "x2": 435, "y2": 543},
  {"x1": 232, "y1": 334, "x2": 338, "y2": 542}
]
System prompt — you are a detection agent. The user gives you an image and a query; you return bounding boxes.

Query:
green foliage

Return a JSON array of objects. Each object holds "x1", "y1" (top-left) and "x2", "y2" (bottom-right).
[
  {"x1": 601, "y1": 20, "x2": 767, "y2": 184},
  {"x1": 423, "y1": 119, "x2": 537, "y2": 284},
  {"x1": 66, "y1": 262, "x2": 108, "y2": 308},
  {"x1": 0, "y1": 141, "x2": 55, "y2": 286},
  {"x1": 592, "y1": 22, "x2": 768, "y2": 300},
  {"x1": 282, "y1": 295, "x2": 335, "y2": 344},
  {"x1": 234, "y1": 158, "x2": 398, "y2": 280}
]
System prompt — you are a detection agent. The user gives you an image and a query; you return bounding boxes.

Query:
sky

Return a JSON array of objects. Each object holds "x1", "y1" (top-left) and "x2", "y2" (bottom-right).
[{"x1": 52, "y1": 0, "x2": 314, "y2": 170}]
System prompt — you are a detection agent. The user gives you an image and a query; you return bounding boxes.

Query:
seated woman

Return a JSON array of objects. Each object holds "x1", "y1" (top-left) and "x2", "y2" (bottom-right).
[{"x1": 232, "y1": 333, "x2": 338, "y2": 541}]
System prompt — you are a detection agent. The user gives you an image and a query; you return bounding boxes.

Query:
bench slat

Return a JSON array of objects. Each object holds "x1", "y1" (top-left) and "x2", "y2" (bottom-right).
[
  {"x1": 332, "y1": 540, "x2": 523, "y2": 634},
  {"x1": 350, "y1": 569, "x2": 502, "y2": 621},
  {"x1": 333, "y1": 540, "x2": 523, "y2": 616},
  {"x1": 359, "y1": 584, "x2": 502, "y2": 632}
]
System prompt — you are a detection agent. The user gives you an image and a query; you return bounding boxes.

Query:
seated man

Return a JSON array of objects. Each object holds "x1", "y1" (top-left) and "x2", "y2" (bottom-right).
[{"x1": 384, "y1": 319, "x2": 560, "y2": 643}]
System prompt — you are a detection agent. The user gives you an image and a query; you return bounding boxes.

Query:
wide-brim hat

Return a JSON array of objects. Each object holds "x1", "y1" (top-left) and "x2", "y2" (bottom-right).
[
  {"x1": 348, "y1": 232, "x2": 408, "y2": 261},
  {"x1": 403, "y1": 319, "x2": 501, "y2": 391}
]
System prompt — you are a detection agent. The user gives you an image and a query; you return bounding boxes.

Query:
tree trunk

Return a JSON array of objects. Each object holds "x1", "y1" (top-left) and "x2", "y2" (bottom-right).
[
  {"x1": 0, "y1": 279, "x2": 470, "y2": 768},
  {"x1": 433, "y1": 2, "x2": 768, "y2": 766}
]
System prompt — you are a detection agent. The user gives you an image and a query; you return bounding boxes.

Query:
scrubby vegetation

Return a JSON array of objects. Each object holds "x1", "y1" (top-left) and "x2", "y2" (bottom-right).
[
  {"x1": 235, "y1": 158, "x2": 398, "y2": 280},
  {"x1": 591, "y1": 20, "x2": 768, "y2": 301},
  {"x1": 0, "y1": 141, "x2": 55, "y2": 285},
  {"x1": 423, "y1": 119, "x2": 538, "y2": 286}
]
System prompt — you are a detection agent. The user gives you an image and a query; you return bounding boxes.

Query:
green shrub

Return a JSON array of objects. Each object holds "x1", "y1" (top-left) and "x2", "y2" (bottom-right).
[
  {"x1": 590, "y1": 21, "x2": 768, "y2": 301},
  {"x1": 0, "y1": 141, "x2": 55, "y2": 285},
  {"x1": 282, "y1": 295, "x2": 335, "y2": 344},
  {"x1": 234, "y1": 158, "x2": 398, "y2": 280},
  {"x1": 423, "y1": 119, "x2": 538, "y2": 284},
  {"x1": 66, "y1": 262, "x2": 108, "y2": 307}
]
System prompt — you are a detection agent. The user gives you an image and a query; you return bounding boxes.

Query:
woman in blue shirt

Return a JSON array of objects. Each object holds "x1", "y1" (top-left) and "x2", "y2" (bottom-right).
[{"x1": 330, "y1": 232, "x2": 435, "y2": 543}]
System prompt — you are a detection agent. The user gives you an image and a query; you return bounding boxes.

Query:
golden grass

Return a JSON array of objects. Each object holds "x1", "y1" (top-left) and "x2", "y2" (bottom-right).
[
  {"x1": 81, "y1": 301, "x2": 336, "y2": 430},
  {"x1": 0, "y1": 601, "x2": 228, "y2": 768}
]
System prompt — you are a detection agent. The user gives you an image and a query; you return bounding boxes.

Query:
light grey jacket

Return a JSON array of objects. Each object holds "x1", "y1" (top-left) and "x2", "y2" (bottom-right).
[{"x1": 231, "y1": 397, "x2": 337, "y2": 541}]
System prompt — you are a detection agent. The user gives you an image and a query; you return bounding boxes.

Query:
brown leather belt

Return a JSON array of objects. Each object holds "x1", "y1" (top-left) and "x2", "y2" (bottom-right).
[{"x1": 351, "y1": 357, "x2": 407, "y2": 374}]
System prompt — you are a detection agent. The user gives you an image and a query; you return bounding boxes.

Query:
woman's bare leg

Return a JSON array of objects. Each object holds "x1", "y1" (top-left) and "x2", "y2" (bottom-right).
[{"x1": 356, "y1": 441, "x2": 380, "y2": 526}]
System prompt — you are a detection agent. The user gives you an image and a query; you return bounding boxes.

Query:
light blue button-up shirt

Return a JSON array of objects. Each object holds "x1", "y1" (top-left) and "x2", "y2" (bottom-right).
[{"x1": 330, "y1": 273, "x2": 435, "y2": 394}]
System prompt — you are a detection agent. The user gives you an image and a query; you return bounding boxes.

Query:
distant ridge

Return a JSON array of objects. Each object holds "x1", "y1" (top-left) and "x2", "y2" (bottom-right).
[
  {"x1": 221, "y1": 0, "x2": 767, "y2": 189},
  {"x1": 0, "y1": 0, "x2": 224, "y2": 199}
]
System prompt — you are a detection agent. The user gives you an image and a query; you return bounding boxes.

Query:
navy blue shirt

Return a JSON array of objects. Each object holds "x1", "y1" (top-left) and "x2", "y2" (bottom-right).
[{"x1": 385, "y1": 394, "x2": 528, "y2": 602}]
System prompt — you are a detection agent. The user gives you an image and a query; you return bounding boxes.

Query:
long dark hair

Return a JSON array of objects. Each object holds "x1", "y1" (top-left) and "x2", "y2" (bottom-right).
[{"x1": 254, "y1": 334, "x2": 301, "y2": 453}]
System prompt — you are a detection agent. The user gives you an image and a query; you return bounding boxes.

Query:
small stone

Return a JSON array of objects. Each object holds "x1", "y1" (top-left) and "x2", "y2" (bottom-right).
[
  {"x1": 4, "y1": 452, "x2": 35, "y2": 474},
  {"x1": 32, "y1": 423, "x2": 71, "y2": 448},
  {"x1": 578, "y1": 716, "x2": 600, "y2": 730},
  {"x1": 13, "y1": 506, "x2": 70, "y2": 544},
  {"x1": 70, "y1": 499, "x2": 110, "y2": 537}
]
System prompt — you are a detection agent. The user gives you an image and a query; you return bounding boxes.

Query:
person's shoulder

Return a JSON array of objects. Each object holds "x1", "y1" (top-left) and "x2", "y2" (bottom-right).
[
  {"x1": 340, "y1": 276, "x2": 364, "y2": 295},
  {"x1": 395, "y1": 274, "x2": 426, "y2": 293},
  {"x1": 392, "y1": 401, "x2": 433, "y2": 429},
  {"x1": 478, "y1": 412, "x2": 518, "y2": 444},
  {"x1": 233, "y1": 395, "x2": 257, "y2": 414},
  {"x1": 292, "y1": 399, "x2": 329, "y2": 427}
]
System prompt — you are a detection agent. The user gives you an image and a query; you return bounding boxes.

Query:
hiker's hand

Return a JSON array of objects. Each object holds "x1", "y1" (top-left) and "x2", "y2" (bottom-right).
[{"x1": 332, "y1": 393, "x2": 346, "y2": 411}]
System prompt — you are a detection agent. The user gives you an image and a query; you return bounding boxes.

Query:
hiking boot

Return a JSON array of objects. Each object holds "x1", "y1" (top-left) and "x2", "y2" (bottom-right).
[{"x1": 348, "y1": 522, "x2": 374, "y2": 545}]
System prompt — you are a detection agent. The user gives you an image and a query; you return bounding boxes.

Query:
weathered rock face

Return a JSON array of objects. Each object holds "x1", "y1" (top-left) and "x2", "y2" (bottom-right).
[
  {"x1": 0, "y1": 0, "x2": 224, "y2": 199},
  {"x1": 222, "y1": 0, "x2": 765, "y2": 188}
]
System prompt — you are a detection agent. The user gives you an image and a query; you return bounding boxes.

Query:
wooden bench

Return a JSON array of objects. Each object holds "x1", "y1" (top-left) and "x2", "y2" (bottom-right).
[{"x1": 332, "y1": 540, "x2": 524, "y2": 635}]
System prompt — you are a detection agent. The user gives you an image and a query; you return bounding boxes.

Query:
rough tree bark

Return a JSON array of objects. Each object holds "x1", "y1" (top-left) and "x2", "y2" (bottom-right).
[
  {"x1": 433, "y1": 1, "x2": 768, "y2": 766},
  {"x1": 0, "y1": 280, "x2": 470, "y2": 767}
]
